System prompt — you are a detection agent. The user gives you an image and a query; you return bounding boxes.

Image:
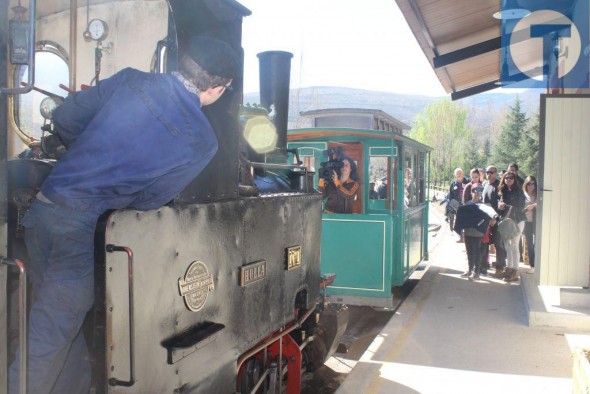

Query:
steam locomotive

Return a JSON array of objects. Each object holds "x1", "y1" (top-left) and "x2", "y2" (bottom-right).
[{"x1": 1, "y1": 0, "x2": 347, "y2": 392}]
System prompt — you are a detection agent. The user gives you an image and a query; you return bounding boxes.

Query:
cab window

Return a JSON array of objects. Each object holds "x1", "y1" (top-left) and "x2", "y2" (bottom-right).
[{"x1": 13, "y1": 43, "x2": 69, "y2": 141}]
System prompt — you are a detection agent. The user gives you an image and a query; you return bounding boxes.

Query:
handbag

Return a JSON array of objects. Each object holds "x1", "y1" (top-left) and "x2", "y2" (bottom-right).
[
  {"x1": 498, "y1": 217, "x2": 519, "y2": 241},
  {"x1": 482, "y1": 225, "x2": 492, "y2": 244}
]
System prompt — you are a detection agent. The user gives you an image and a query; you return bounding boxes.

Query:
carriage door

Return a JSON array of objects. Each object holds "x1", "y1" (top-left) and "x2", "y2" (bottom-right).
[
  {"x1": 538, "y1": 95, "x2": 590, "y2": 286},
  {"x1": 328, "y1": 142, "x2": 363, "y2": 213}
]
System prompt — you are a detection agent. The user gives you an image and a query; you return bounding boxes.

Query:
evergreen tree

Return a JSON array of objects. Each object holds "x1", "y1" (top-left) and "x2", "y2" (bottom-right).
[
  {"x1": 482, "y1": 138, "x2": 492, "y2": 166},
  {"x1": 517, "y1": 110, "x2": 540, "y2": 178},
  {"x1": 462, "y1": 135, "x2": 482, "y2": 175},
  {"x1": 491, "y1": 97, "x2": 528, "y2": 171}
]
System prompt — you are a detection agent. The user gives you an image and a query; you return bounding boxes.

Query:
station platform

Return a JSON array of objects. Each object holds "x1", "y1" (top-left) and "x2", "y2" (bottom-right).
[{"x1": 335, "y1": 207, "x2": 590, "y2": 393}]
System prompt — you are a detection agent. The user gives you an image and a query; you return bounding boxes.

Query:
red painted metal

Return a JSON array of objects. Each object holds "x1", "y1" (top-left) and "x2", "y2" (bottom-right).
[{"x1": 268, "y1": 334, "x2": 302, "y2": 394}]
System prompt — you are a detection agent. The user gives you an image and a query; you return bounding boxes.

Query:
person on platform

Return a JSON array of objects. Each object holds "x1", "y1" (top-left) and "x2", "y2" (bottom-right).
[
  {"x1": 482, "y1": 165, "x2": 506, "y2": 277},
  {"x1": 455, "y1": 183, "x2": 498, "y2": 280},
  {"x1": 448, "y1": 168, "x2": 470, "y2": 242},
  {"x1": 507, "y1": 162, "x2": 525, "y2": 187},
  {"x1": 498, "y1": 170, "x2": 526, "y2": 282},
  {"x1": 522, "y1": 176, "x2": 537, "y2": 273},
  {"x1": 462, "y1": 167, "x2": 482, "y2": 205}
]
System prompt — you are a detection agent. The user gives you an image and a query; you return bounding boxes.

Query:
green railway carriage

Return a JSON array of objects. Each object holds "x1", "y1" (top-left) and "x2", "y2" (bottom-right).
[{"x1": 288, "y1": 122, "x2": 432, "y2": 308}]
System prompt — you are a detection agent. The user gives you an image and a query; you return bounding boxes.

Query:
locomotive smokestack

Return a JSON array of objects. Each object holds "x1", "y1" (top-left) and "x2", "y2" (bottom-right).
[{"x1": 257, "y1": 51, "x2": 293, "y2": 153}]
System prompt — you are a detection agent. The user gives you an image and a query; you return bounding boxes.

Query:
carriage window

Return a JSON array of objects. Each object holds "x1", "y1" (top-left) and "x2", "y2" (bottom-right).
[
  {"x1": 404, "y1": 149, "x2": 427, "y2": 207},
  {"x1": 404, "y1": 150, "x2": 414, "y2": 208},
  {"x1": 14, "y1": 45, "x2": 69, "y2": 141},
  {"x1": 369, "y1": 155, "x2": 396, "y2": 210},
  {"x1": 418, "y1": 152, "x2": 427, "y2": 203}
]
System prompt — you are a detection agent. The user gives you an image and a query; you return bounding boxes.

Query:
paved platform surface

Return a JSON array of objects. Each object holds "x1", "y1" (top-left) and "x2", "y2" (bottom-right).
[{"x1": 337, "y1": 206, "x2": 590, "y2": 394}]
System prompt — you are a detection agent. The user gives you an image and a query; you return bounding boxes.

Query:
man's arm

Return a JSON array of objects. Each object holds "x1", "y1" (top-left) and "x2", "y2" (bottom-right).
[{"x1": 52, "y1": 70, "x2": 126, "y2": 147}]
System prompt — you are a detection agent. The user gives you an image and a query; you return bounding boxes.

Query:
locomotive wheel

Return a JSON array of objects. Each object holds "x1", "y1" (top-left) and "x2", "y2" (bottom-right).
[
  {"x1": 239, "y1": 358, "x2": 262, "y2": 393},
  {"x1": 302, "y1": 327, "x2": 328, "y2": 372}
]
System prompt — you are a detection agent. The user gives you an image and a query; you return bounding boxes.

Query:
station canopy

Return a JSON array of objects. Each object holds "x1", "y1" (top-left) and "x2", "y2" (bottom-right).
[{"x1": 395, "y1": 0, "x2": 561, "y2": 100}]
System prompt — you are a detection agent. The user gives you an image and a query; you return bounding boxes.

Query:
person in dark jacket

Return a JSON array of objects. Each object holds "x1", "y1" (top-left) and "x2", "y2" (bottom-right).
[
  {"x1": 507, "y1": 162, "x2": 525, "y2": 187},
  {"x1": 482, "y1": 165, "x2": 506, "y2": 276},
  {"x1": 319, "y1": 157, "x2": 360, "y2": 213},
  {"x1": 378, "y1": 176, "x2": 387, "y2": 199},
  {"x1": 455, "y1": 183, "x2": 498, "y2": 279},
  {"x1": 448, "y1": 168, "x2": 470, "y2": 241},
  {"x1": 498, "y1": 170, "x2": 526, "y2": 282},
  {"x1": 8, "y1": 36, "x2": 240, "y2": 394}
]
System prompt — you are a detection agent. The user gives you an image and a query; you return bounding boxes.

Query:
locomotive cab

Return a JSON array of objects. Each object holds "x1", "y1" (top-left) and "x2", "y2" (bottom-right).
[{"x1": 0, "y1": 1, "x2": 347, "y2": 393}]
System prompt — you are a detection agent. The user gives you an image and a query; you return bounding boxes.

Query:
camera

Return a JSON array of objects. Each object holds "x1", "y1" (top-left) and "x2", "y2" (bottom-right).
[{"x1": 319, "y1": 147, "x2": 344, "y2": 181}]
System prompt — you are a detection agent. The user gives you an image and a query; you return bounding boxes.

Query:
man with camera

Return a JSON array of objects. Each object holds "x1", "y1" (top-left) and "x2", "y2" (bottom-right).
[{"x1": 318, "y1": 153, "x2": 360, "y2": 214}]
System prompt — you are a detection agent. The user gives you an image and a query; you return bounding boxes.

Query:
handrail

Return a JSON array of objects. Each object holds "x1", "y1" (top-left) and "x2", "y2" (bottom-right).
[
  {"x1": 1, "y1": 0, "x2": 36, "y2": 95},
  {"x1": 155, "y1": 40, "x2": 171, "y2": 73},
  {"x1": 1, "y1": 258, "x2": 27, "y2": 394},
  {"x1": 105, "y1": 244, "x2": 136, "y2": 387},
  {"x1": 236, "y1": 305, "x2": 316, "y2": 371},
  {"x1": 249, "y1": 162, "x2": 307, "y2": 172}
]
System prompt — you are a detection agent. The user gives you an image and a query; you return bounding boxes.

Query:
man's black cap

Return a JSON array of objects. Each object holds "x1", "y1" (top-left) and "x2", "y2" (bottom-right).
[{"x1": 187, "y1": 36, "x2": 240, "y2": 79}]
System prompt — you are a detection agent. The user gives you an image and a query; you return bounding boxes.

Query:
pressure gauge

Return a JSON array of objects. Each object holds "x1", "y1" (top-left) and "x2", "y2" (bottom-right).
[
  {"x1": 88, "y1": 19, "x2": 108, "y2": 41},
  {"x1": 39, "y1": 97, "x2": 63, "y2": 120}
]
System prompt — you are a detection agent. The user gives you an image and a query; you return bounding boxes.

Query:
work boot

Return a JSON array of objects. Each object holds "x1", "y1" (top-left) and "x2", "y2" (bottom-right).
[
  {"x1": 494, "y1": 268, "x2": 505, "y2": 278},
  {"x1": 502, "y1": 268, "x2": 513, "y2": 278},
  {"x1": 461, "y1": 271, "x2": 472, "y2": 277},
  {"x1": 504, "y1": 269, "x2": 520, "y2": 282}
]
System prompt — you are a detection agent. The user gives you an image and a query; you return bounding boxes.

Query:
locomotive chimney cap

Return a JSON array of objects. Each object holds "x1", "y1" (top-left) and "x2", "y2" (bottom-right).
[{"x1": 187, "y1": 36, "x2": 240, "y2": 79}]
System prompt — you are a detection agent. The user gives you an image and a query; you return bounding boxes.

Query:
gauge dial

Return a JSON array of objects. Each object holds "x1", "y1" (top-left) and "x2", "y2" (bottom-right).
[
  {"x1": 39, "y1": 97, "x2": 62, "y2": 120},
  {"x1": 88, "y1": 19, "x2": 108, "y2": 41}
]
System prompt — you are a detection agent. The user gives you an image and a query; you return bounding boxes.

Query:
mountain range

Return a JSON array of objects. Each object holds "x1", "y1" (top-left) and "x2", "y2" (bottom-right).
[{"x1": 244, "y1": 86, "x2": 543, "y2": 131}]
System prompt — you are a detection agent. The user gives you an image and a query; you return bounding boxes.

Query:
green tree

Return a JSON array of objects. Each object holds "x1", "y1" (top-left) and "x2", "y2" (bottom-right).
[
  {"x1": 482, "y1": 138, "x2": 492, "y2": 166},
  {"x1": 410, "y1": 99, "x2": 471, "y2": 185},
  {"x1": 462, "y1": 135, "x2": 482, "y2": 174},
  {"x1": 491, "y1": 97, "x2": 528, "y2": 171},
  {"x1": 517, "y1": 110, "x2": 539, "y2": 178}
]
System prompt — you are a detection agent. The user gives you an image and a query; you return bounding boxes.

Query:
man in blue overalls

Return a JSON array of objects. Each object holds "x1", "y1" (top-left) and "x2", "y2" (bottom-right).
[{"x1": 9, "y1": 36, "x2": 240, "y2": 393}]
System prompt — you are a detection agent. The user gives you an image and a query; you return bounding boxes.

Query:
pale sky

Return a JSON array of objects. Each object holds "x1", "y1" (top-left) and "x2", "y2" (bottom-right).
[{"x1": 239, "y1": 0, "x2": 449, "y2": 97}]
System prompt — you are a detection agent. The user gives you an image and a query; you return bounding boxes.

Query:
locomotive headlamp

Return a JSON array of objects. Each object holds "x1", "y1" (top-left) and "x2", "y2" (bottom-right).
[{"x1": 243, "y1": 116, "x2": 277, "y2": 154}]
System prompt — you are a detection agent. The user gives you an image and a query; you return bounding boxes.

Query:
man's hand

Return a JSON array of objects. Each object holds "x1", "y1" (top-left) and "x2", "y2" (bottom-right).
[{"x1": 41, "y1": 134, "x2": 67, "y2": 159}]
